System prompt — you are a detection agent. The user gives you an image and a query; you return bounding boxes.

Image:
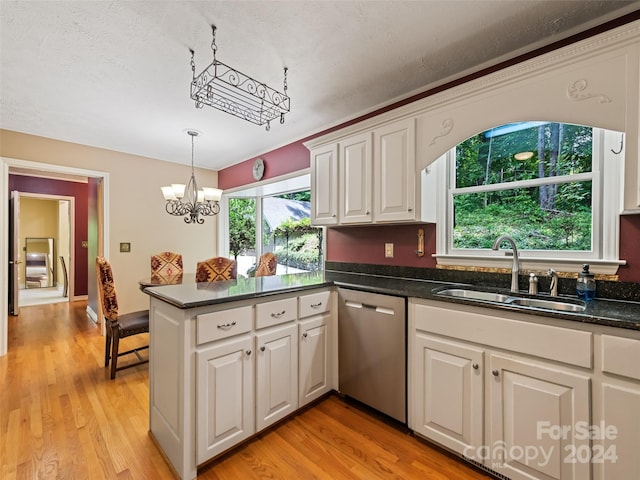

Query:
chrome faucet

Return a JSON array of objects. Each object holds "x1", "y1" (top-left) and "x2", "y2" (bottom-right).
[
  {"x1": 492, "y1": 235, "x2": 520, "y2": 292},
  {"x1": 548, "y1": 268, "x2": 558, "y2": 296}
]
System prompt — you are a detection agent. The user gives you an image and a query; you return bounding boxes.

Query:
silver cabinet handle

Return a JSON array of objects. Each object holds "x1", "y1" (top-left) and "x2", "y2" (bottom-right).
[
  {"x1": 246, "y1": 350, "x2": 252, "y2": 356},
  {"x1": 260, "y1": 346, "x2": 266, "y2": 352},
  {"x1": 492, "y1": 369, "x2": 499, "y2": 377},
  {"x1": 472, "y1": 363, "x2": 479, "y2": 370},
  {"x1": 302, "y1": 332, "x2": 308, "y2": 338},
  {"x1": 217, "y1": 321, "x2": 236, "y2": 329},
  {"x1": 310, "y1": 302, "x2": 323, "y2": 308},
  {"x1": 270, "y1": 310, "x2": 286, "y2": 318}
]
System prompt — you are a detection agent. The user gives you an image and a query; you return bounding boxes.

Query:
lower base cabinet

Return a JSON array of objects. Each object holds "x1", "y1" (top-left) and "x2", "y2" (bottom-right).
[
  {"x1": 255, "y1": 323, "x2": 299, "y2": 431},
  {"x1": 196, "y1": 335, "x2": 254, "y2": 464},
  {"x1": 412, "y1": 333, "x2": 484, "y2": 455},
  {"x1": 488, "y1": 354, "x2": 591, "y2": 480},
  {"x1": 299, "y1": 313, "x2": 331, "y2": 407}
]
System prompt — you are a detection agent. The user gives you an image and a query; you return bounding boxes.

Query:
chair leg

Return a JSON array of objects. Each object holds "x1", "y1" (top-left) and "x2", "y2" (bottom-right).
[
  {"x1": 110, "y1": 331, "x2": 120, "y2": 380},
  {"x1": 104, "y1": 327, "x2": 112, "y2": 367}
]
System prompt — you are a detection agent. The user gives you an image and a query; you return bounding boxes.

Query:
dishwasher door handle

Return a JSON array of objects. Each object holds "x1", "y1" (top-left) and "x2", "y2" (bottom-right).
[{"x1": 344, "y1": 300, "x2": 395, "y2": 315}]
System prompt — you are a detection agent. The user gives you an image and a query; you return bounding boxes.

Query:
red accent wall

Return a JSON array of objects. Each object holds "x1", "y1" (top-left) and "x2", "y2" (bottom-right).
[
  {"x1": 618, "y1": 215, "x2": 640, "y2": 283},
  {"x1": 326, "y1": 224, "x2": 437, "y2": 268},
  {"x1": 8, "y1": 175, "x2": 89, "y2": 295},
  {"x1": 218, "y1": 142, "x2": 311, "y2": 190}
]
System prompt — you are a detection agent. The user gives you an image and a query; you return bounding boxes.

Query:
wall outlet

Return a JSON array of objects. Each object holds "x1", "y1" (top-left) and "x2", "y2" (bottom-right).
[{"x1": 385, "y1": 243, "x2": 394, "y2": 258}]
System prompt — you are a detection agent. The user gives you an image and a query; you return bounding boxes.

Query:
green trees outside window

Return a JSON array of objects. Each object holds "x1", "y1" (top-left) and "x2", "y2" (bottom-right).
[{"x1": 453, "y1": 122, "x2": 593, "y2": 251}]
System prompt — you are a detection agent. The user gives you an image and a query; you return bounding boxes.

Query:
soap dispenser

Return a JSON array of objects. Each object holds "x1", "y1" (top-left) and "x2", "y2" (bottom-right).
[{"x1": 576, "y1": 264, "x2": 596, "y2": 300}]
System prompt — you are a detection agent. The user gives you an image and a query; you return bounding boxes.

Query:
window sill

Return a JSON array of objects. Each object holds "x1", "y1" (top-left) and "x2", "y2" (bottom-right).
[{"x1": 434, "y1": 254, "x2": 625, "y2": 276}]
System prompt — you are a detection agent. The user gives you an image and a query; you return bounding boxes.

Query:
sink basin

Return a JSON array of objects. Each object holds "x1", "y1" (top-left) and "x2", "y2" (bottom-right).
[
  {"x1": 434, "y1": 287, "x2": 586, "y2": 313},
  {"x1": 505, "y1": 297, "x2": 586, "y2": 312},
  {"x1": 436, "y1": 288, "x2": 512, "y2": 303}
]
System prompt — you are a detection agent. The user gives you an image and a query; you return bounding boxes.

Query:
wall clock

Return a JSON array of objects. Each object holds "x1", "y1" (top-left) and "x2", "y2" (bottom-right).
[{"x1": 253, "y1": 158, "x2": 265, "y2": 181}]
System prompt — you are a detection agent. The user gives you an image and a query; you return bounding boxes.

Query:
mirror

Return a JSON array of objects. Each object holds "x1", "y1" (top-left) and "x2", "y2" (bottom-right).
[{"x1": 24, "y1": 237, "x2": 54, "y2": 288}]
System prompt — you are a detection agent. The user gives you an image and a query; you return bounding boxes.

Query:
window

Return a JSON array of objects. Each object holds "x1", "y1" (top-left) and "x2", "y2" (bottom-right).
[
  {"x1": 222, "y1": 174, "x2": 323, "y2": 277},
  {"x1": 433, "y1": 122, "x2": 623, "y2": 274}
]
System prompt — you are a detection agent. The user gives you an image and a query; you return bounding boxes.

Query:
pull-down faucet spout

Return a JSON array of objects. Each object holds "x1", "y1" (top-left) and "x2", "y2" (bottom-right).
[{"x1": 492, "y1": 235, "x2": 520, "y2": 293}]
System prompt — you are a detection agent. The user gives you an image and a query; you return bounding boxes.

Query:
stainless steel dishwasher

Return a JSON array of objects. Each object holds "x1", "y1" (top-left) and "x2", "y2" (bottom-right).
[{"x1": 337, "y1": 287, "x2": 406, "y2": 424}]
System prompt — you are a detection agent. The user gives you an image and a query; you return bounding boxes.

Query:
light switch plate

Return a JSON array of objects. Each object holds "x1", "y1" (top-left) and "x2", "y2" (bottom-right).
[{"x1": 385, "y1": 243, "x2": 394, "y2": 258}]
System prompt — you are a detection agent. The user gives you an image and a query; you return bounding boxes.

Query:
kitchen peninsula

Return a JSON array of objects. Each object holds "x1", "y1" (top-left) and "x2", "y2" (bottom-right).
[{"x1": 144, "y1": 268, "x2": 640, "y2": 480}]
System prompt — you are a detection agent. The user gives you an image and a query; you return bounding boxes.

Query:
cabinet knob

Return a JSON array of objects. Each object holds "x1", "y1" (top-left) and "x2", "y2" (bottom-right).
[
  {"x1": 408, "y1": 207, "x2": 413, "y2": 212},
  {"x1": 302, "y1": 332, "x2": 308, "y2": 338},
  {"x1": 492, "y1": 369, "x2": 500, "y2": 377},
  {"x1": 472, "y1": 363, "x2": 479, "y2": 370},
  {"x1": 365, "y1": 210, "x2": 370, "y2": 215},
  {"x1": 246, "y1": 350, "x2": 252, "y2": 356},
  {"x1": 260, "y1": 346, "x2": 266, "y2": 352},
  {"x1": 332, "y1": 214, "x2": 337, "y2": 218}
]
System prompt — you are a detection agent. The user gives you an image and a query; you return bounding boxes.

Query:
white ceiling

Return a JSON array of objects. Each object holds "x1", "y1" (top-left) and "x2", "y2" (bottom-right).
[{"x1": 1, "y1": 1, "x2": 639, "y2": 171}]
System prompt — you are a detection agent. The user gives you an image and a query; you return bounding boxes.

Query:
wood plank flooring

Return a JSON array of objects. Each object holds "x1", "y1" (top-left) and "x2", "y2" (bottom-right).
[{"x1": 1, "y1": 300, "x2": 492, "y2": 480}]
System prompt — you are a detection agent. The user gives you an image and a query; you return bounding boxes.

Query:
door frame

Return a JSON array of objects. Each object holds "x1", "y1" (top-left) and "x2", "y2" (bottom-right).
[
  {"x1": 16, "y1": 192, "x2": 75, "y2": 303},
  {"x1": 1, "y1": 157, "x2": 110, "y2": 357}
]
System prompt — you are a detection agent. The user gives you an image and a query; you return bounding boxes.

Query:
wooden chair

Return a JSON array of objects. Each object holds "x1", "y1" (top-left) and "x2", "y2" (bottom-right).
[
  {"x1": 195, "y1": 257, "x2": 237, "y2": 282},
  {"x1": 96, "y1": 256, "x2": 149, "y2": 379},
  {"x1": 151, "y1": 251, "x2": 183, "y2": 283},
  {"x1": 255, "y1": 252, "x2": 277, "y2": 277}
]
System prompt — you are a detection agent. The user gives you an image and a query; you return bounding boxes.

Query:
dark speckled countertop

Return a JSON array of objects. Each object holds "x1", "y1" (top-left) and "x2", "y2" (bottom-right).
[{"x1": 144, "y1": 268, "x2": 640, "y2": 332}]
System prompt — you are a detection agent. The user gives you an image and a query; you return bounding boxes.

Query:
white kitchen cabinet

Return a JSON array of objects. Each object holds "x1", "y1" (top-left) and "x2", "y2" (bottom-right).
[
  {"x1": 339, "y1": 132, "x2": 373, "y2": 223},
  {"x1": 411, "y1": 333, "x2": 484, "y2": 456},
  {"x1": 299, "y1": 313, "x2": 331, "y2": 407},
  {"x1": 593, "y1": 334, "x2": 640, "y2": 479},
  {"x1": 255, "y1": 322, "x2": 299, "y2": 431},
  {"x1": 310, "y1": 143, "x2": 338, "y2": 225},
  {"x1": 373, "y1": 117, "x2": 417, "y2": 222},
  {"x1": 196, "y1": 334, "x2": 254, "y2": 463},
  {"x1": 488, "y1": 354, "x2": 591, "y2": 480}
]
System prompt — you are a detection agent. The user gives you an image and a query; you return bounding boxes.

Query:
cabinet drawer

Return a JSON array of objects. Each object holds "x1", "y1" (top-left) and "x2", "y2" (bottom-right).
[
  {"x1": 601, "y1": 335, "x2": 640, "y2": 380},
  {"x1": 255, "y1": 297, "x2": 297, "y2": 329},
  {"x1": 298, "y1": 290, "x2": 331, "y2": 318},
  {"x1": 197, "y1": 306, "x2": 253, "y2": 345}
]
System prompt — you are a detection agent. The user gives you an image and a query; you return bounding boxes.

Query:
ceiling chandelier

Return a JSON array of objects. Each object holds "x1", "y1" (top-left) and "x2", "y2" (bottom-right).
[
  {"x1": 190, "y1": 25, "x2": 290, "y2": 131},
  {"x1": 161, "y1": 130, "x2": 222, "y2": 224}
]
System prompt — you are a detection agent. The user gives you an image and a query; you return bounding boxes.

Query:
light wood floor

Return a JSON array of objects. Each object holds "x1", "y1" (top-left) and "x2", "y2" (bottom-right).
[{"x1": 1, "y1": 300, "x2": 492, "y2": 479}]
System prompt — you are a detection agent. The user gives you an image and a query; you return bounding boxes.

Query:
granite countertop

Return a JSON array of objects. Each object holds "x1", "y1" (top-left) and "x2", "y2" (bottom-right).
[
  {"x1": 143, "y1": 271, "x2": 333, "y2": 309},
  {"x1": 325, "y1": 271, "x2": 640, "y2": 332},
  {"x1": 143, "y1": 270, "x2": 640, "y2": 331}
]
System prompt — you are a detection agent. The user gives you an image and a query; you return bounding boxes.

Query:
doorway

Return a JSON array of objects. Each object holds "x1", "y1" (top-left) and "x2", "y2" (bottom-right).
[{"x1": 17, "y1": 194, "x2": 73, "y2": 307}]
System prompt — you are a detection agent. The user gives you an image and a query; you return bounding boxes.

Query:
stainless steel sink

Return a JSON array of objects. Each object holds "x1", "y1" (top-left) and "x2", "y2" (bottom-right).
[
  {"x1": 436, "y1": 288, "x2": 512, "y2": 303},
  {"x1": 505, "y1": 297, "x2": 586, "y2": 312},
  {"x1": 435, "y1": 287, "x2": 586, "y2": 313}
]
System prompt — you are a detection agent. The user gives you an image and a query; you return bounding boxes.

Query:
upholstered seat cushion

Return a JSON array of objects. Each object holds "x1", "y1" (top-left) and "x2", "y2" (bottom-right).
[{"x1": 117, "y1": 310, "x2": 151, "y2": 335}]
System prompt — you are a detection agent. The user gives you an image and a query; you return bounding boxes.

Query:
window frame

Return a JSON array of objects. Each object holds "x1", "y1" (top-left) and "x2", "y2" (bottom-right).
[
  {"x1": 433, "y1": 127, "x2": 624, "y2": 275},
  {"x1": 218, "y1": 172, "x2": 324, "y2": 274}
]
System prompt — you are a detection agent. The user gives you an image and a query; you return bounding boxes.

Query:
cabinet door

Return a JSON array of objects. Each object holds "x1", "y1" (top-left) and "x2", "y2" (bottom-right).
[
  {"x1": 310, "y1": 144, "x2": 338, "y2": 225},
  {"x1": 339, "y1": 132, "x2": 372, "y2": 223},
  {"x1": 373, "y1": 118, "x2": 417, "y2": 222},
  {"x1": 411, "y1": 333, "x2": 483, "y2": 456},
  {"x1": 196, "y1": 335, "x2": 254, "y2": 464},
  {"x1": 299, "y1": 314, "x2": 331, "y2": 407},
  {"x1": 256, "y1": 323, "x2": 299, "y2": 430},
  {"x1": 488, "y1": 354, "x2": 591, "y2": 480},
  {"x1": 595, "y1": 382, "x2": 640, "y2": 480}
]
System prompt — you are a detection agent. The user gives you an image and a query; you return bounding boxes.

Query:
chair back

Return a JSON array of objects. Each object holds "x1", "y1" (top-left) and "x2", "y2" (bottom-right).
[
  {"x1": 96, "y1": 256, "x2": 119, "y2": 322},
  {"x1": 255, "y1": 252, "x2": 277, "y2": 277},
  {"x1": 196, "y1": 257, "x2": 237, "y2": 282},
  {"x1": 151, "y1": 251, "x2": 183, "y2": 282}
]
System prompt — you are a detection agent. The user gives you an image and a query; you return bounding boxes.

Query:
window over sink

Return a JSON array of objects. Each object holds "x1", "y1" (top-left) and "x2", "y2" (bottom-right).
[{"x1": 429, "y1": 122, "x2": 625, "y2": 274}]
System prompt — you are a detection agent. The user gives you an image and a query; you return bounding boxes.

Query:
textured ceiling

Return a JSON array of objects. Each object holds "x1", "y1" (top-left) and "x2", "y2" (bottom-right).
[{"x1": 1, "y1": 1, "x2": 639, "y2": 170}]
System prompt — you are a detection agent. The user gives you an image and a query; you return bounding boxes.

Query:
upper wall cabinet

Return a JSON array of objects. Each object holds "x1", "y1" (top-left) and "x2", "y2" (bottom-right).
[
  {"x1": 306, "y1": 22, "x2": 640, "y2": 217},
  {"x1": 308, "y1": 118, "x2": 419, "y2": 226},
  {"x1": 310, "y1": 143, "x2": 338, "y2": 225}
]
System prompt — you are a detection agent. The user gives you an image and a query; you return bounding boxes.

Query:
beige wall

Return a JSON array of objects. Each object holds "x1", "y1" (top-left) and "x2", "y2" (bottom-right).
[{"x1": 1, "y1": 129, "x2": 221, "y2": 314}]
